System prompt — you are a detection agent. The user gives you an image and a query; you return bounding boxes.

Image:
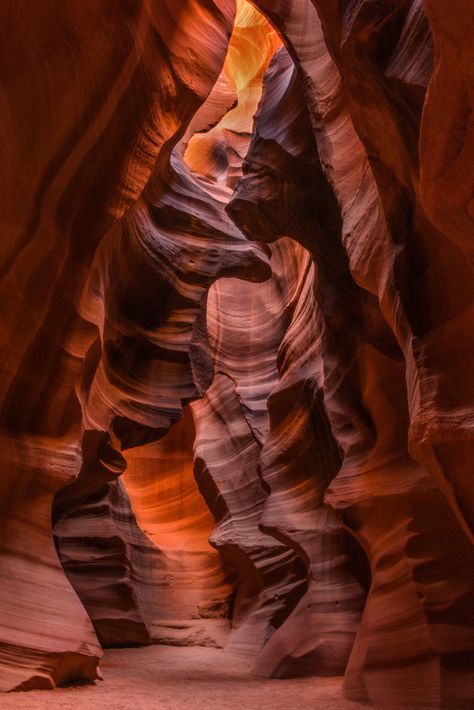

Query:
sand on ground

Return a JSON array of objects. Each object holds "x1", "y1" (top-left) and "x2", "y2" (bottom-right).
[{"x1": 1, "y1": 645, "x2": 370, "y2": 709}]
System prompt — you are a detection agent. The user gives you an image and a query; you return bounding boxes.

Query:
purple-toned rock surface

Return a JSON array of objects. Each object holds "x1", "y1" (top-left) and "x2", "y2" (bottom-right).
[{"x1": 0, "y1": 1, "x2": 473, "y2": 707}]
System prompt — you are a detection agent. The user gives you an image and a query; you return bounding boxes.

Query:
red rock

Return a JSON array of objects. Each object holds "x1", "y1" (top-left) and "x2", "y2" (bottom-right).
[
  {"x1": 123, "y1": 407, "x2": 233, "y2": 630},
  {"x1": 228, "y1": 4, "x2": 474, "y2": 707},
  {"x1": 1, "y1": 1, "x2": 473, "y2": 706},
  {"x1": 0, "y1": 0, "x2": 237, "y2": 690}
]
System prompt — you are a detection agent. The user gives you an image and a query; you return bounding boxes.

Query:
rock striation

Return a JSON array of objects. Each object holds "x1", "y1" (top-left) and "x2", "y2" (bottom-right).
[
  {"x1": 123, "y1": 407, "x2": 233, "y2": 634},
  {"x1": 0, "y1": 0, "x2": 247, "y2": 691},
  {"x1": 0, "y1": 0, "x2": 473, "y2": 707},
  {"x1": 227, "y1": 4, "x2": 474, "y2": 707}
]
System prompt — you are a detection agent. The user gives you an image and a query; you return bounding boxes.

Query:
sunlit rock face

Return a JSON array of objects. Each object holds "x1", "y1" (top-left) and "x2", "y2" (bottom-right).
[
  {"x1": 183, "y1": 1, "x2": 281, "y2": 186},
  {"x1": 195, "y1": 236, "x2": 367, "y2": 675},
  {"x1": 0, "y1": 0, "x2": 241, "y2": 691},
  {"x1": 1, "y1": 0, "x2": 474, "y2": 707},
  {"x1": 229, "y1": 3, "x2": 474, "y2": 708},
  {"x1": 123, "y1": 407, "x2": 234, "y2": 646}
]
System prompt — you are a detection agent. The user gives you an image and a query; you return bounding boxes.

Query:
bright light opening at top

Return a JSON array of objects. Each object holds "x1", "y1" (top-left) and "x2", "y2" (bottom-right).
[{"x1": 183, "y1": 0, "x2": 281, "y2": 186}]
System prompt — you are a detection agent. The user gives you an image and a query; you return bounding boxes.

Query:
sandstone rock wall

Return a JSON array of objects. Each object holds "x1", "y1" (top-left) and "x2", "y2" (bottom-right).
[
  {"x1": 0, "y1": 1, "x2": 473, "y2": 707},
  {"x1": 228, "y1": 4, "x2": 474, "y2": 706},
  {"x1": 0, "y1": 0, "x2": 238, "y2": 690}
]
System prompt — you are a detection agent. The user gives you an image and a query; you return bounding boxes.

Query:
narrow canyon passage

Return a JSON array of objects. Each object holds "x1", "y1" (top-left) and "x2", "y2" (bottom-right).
[{"x1": 0, "y1": 1, "x2": 473, "y2": 709}]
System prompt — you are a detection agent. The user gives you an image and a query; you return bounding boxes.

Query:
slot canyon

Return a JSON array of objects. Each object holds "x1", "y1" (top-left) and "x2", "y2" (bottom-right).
[{"x1": 0, "y1": 1, "x2": 473, "y2": 708}]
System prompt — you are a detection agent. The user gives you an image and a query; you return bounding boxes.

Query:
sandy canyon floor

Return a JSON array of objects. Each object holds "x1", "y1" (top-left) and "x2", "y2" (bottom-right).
[{"x1": 2, "y1": 646, "x2": 369, "y2": 709}]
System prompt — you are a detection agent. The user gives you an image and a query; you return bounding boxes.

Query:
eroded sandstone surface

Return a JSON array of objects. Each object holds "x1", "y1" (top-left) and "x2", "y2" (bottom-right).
[{"x1": 0, "y1": 1, "x2": 473, "y2": 707}]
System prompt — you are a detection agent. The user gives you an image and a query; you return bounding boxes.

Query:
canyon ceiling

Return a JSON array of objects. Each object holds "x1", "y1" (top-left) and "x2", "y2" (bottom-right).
[{"x1": 0, "y1": 0, "x2": 473, "y2": 708}]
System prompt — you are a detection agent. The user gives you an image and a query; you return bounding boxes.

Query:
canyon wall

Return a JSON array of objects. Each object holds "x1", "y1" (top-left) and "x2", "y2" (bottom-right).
[
  {"x1": 228, "y1": 24, "x2": 474, "y2": 705},
  {"x1": 0, "y1": 0, "x2": 240, "y2": 690},
  {"x1": 0, "y1": 1, "x2": 473, "y2": 708}
]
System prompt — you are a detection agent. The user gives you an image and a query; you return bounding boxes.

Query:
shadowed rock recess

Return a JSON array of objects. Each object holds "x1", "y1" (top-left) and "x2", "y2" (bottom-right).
[{"x1": 0, "y1": 0, "x2": 473, "y2": 707}]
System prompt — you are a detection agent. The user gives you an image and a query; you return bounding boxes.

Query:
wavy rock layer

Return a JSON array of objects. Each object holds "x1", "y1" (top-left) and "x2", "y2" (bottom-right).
[
  {"x1": 1, "y1": 0, "x2": 473, "y2": 706},
  {"x1": 195, "y1": 241, "x2": 310, "y2": 659},
  {"x1": 51, "y1": 142, "x2": 270, "y2": 647},
  {"x1": 55, "y1": 479, "x2": 155, "y2": 648},
  {"x1": 228, "y1": 6, "x2": 474, "y2": 708},
  {"x1": 123, "y1": 407, "x2": 233, "y2": 627},
  {"x1": 0, "y1": 0, "x2": 240, "y2": 691},
  {"x1": 196, "y1": 230, "x2": 366, "y2": 673},
  {"x1": 53, "y1": 5, "x2": 280, "y2": 657},
  {"x1": 193, "y1": 372, "x2": 308, "y2": 659}
]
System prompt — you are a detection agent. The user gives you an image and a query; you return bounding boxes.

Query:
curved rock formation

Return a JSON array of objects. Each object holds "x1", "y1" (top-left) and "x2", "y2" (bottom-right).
[
  {"x1": 0, "y1": 0, "x2": 241, "y2": 691},
  {"x1": 55, "y1": 478, "x2": 156, "y2": 648},
  {"x1": 124, "y1": 406, "x2": 233, "y2": 641},
  {"x1": 197, "y1": 226, "x2": 366, "y2": 674},
  {"x1": 193, "y1": 239, "x2": 307, "y2": 656},
  {"x1": 193, "y1": 371, "x2": 308, "y2": 660},
  {"x1": 51, "y1": 127, "x2": 271, "y2": 650},
  {"x1": 184, "y1": 0, "x2": 281, "y2": 187},
  {"x1": 1, "y1": 1, "x2": 473, "y2": 707},
  {"x1": 50, "y1": 0, "x2": 275, "y2": 671},
  {"x1": 228, "y1": 11, "x2": 474, "y2": 709}
]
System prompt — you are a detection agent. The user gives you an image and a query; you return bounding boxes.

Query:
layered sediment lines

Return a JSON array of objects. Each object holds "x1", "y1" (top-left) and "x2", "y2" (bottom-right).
[
  {"x1": 55, "y1": 478, "x2": 155, "y2": 648},
  {"x1": 123, "y1": 407, "x2": 232, "y2": 627},
  {"x1": 0, "y1": 0, "x2": 256, "y2": 691},
  {"x1": 0, "y1": 0, "x2": 473, "y2": 707},
  {"x1": 197, "y1": 240, "x2": 320, "y2": 660},
  {"x1": 227, "y1": 5, "x2": 474, "y2": 707},
  {"x1": 51, "y1": 120, "x2": 271, "y2": 657},
  {"x1": 196, "y1": 225, "x2": 365, "y2": 673}
]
